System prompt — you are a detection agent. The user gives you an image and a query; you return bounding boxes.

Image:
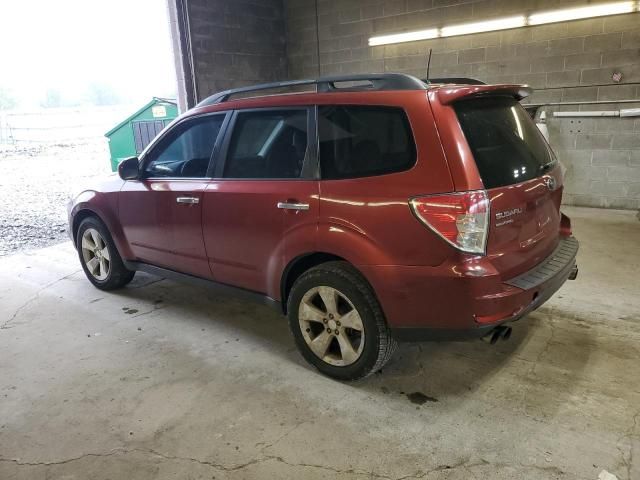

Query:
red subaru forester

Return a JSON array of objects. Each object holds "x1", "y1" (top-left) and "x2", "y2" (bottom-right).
[{"x1": 68, "y1": 74, "x2": 578, "y2": 380}]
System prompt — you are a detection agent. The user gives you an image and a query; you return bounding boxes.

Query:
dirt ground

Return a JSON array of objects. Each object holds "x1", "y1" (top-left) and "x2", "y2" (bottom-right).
[{"x1": 0, "y1": 140, "x2": 111, "y2": 256}]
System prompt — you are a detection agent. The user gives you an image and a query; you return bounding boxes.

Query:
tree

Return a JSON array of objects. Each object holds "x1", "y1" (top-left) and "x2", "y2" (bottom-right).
[
  {"x1": 87, "y1": 83, "x2": 120, "y2": 106},
  {"x1": 0, "y1": 87, "x2": 17, "y2": 110},
  {"x1": 41, "y1": 88, "x2": 62, "y2": 108}
]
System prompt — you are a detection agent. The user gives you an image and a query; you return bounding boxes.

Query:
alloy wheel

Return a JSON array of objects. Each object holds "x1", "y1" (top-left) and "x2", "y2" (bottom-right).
[
  {"x1": 81, "y1": 228, "x2": 111, "y2": 281},
  {"x1": 298, "y1": 286, "x2": 365, "y2": 367}
]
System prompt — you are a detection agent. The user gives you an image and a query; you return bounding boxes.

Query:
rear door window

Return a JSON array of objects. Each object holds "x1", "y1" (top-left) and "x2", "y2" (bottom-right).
[
  {"x1": 223, "y1": 109, "x2": 308, "y2": 179},
  {"x1": 318, "y1": 105, "x2": 416, "y2": 179},
  {"x1": 454, "y1": 97, "x2": 555, "y2": 189}
]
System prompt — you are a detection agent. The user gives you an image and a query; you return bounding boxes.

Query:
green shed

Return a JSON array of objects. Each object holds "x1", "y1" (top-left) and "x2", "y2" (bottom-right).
[{"x1": 105, "y1": 97, "x2": 178, "y2": 171}]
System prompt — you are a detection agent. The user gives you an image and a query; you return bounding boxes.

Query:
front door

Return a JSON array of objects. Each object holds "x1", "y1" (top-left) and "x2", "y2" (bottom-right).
[
  {"x1": 119, "y1": 113, "x2": 228, "y2": 278},
  {"x1": 202, "y1": 107, "x2": 319, "y2": 298}
]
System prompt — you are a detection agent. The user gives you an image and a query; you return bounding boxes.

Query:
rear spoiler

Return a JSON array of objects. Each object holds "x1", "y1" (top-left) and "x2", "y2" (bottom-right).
[
  {"x1": 422, "y1": 77, "x2": 486, "y2": 85},
  {"x1": 435, "y1": 84, "x2": 533, "y2": 105}
]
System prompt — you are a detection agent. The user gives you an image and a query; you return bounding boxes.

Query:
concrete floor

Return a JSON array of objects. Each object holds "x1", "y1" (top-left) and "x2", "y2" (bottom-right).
[{"x1": 0, "y1": 206, "x2": 638, "y2": 480}]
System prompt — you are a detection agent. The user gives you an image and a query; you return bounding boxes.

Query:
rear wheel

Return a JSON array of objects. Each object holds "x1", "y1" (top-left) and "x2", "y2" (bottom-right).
[
  {"x1": 77, "y1": 217, "x2": 134, "y2": 290},
  {"x1": 287, "y1": 262, "x2": 397, "y2": 381}
]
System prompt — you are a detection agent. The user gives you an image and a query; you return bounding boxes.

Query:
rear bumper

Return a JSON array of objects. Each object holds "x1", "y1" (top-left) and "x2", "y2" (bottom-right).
[{"x1": 359, "y1": 236, "x2": 579, "y2": 342}]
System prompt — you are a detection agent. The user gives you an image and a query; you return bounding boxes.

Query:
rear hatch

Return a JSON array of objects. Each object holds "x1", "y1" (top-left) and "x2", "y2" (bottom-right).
[{"x1": 453, "y1": 96, "x2": 562, "y2": 279}]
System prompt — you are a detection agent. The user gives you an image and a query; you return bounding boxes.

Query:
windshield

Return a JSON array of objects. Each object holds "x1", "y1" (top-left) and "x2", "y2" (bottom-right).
[{"x1": 454, "y1": 96, "x2": 554, "y2": 189}]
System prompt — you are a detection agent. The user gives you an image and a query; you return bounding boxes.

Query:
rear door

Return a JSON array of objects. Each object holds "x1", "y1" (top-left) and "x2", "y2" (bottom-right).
[
  {"x1": 201, "y1": 107, "x2": 319, "y2": 298},
  {"x1": 453, "y1": 96, "x2": 563, "y2": 278}
]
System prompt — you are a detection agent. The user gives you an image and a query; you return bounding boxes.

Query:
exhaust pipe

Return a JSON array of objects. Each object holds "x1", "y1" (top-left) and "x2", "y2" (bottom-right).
[
  {"x1": 568, "y1": 265, "x2": 578, "y2": 280},
  {"x1": 481, "y1": 325, "x2": 512, "y2": 344}
]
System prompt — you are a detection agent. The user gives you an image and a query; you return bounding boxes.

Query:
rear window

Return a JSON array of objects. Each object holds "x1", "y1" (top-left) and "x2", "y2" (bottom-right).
[
  {"x1": 318, "y1": 105, "x2": 416, "y2": 180},
  {"x1": 454, "y1": 97, "x2": 554, "y2": 189}
]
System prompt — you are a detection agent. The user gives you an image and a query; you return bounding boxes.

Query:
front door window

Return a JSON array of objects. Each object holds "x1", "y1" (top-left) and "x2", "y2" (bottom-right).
[{"x1": 144, "y1": 115, "x2": 225, "y2": 178}]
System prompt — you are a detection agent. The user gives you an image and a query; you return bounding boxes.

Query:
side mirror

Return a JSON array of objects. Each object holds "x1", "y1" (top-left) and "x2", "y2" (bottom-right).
[{"x1": 118, "y1": 157, "x2": 140, "y2": 180}]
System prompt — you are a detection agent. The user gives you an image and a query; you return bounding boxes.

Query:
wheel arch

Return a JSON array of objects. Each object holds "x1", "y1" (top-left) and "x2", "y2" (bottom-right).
[
  {"x1": 72, "y1": 208, "x2": 106, "y2": 247},
  {"x1": 71, "y1": 206, "x2": 133, "y2": 260},
  {"x1": 281, "y1": 252, "x2": 375, "y2": 314}
]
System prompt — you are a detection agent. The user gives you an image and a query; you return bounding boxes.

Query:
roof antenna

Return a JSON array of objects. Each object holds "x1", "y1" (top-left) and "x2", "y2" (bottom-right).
[{"x1": 426, "y1": 48, "x2": 432, "y2": 84}]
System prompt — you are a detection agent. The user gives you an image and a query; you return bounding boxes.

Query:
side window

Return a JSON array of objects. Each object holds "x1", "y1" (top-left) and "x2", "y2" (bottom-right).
[
  {"x1": 144, "y1": 115, "x2": 225, "y2": 178},
  {"x1": 318, "y1": 105, "x2": 416, "y2": 180},
  {"x1": 223, "y1": 109, "x2": 308, "y2": 179}
]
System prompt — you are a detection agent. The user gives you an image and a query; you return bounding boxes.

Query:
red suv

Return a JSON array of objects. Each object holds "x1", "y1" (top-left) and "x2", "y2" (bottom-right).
[{"x1": 68, "y1": 74, "x2": 578, "y2": 380}]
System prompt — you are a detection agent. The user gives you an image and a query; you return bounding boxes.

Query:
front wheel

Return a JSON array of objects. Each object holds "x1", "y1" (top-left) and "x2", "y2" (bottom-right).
[
  {"x1": 287, "y1": 262, "x2": 397, "y2": 381},
  {"x1": 77, "y1": 217, "x2": 134, "y2": 290}
]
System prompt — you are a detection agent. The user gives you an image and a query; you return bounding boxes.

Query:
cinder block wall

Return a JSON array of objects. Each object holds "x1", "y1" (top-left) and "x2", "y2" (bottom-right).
[
  {"x1": 187, "y1": 0, "x2": 288, "y2": 99},
  {"x1": 284, "y1": 0, "x2": 640, "y2": 209}
]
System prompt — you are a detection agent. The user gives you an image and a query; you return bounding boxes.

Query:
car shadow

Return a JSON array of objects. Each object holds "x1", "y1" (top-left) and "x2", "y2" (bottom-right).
[
  {"x1": 361, "y1": 323, "x2": 533, "y2": 400},
  {"x1": 115, "y1": 272, "x2": 294, "y2": 352},
  {"x1": 115, "y1": 272, "x2": 594, "y2": 415},
  {"x1": 361, "y1": 307, "x2": 595, "y2": 418}
]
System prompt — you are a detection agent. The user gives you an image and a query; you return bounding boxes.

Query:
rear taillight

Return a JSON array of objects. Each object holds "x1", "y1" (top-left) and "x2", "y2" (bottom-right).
[{"x1": 410, "y1": 190, "x2": 490, "y2": 255}]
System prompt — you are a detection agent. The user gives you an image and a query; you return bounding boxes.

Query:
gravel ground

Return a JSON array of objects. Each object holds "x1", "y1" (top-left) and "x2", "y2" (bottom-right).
[{"x1": 0, "y1": 140, "x2": 112, "y2": 256}]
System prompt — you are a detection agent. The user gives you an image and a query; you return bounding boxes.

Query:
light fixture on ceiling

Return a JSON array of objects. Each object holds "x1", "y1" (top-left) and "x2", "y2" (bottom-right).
[
  {"x1": 440, "y1": 16, "x2": 526, "y2": 37},
  {"x1": 368, "y1": 1, "x2": 639, "y2": 46},
  {"x1": 528, "y1": 1, "x2": 635, "y2": 25},
  {"x1": 368, "y1": 28, "x2": 438, "y2": 46}
]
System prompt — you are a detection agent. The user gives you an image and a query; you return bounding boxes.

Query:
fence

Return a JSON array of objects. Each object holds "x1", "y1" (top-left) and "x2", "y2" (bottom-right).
[{"x1": 0, "y1": 105, "x2": 138, "y2": 145}]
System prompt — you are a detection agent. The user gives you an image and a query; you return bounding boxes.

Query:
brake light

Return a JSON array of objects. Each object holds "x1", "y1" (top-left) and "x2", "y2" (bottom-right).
[{"x1": 410, "y1": 190, "x2": 490, "y2": 254}]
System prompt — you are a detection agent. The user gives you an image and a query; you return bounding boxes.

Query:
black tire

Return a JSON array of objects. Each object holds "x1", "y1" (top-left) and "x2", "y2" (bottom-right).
[
  {"x1": 287, "y1": 261, "x2": 397, "y2": 381},
  {"x1": 76, "y1": 216, "x2": 135, "y2": 290}
]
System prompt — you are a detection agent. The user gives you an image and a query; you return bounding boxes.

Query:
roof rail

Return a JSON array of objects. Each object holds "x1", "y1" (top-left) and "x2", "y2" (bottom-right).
[
  {"x1": 424, "y1": 77, "x2": 486, "y2": 85},
  {"x1": 196, "y1": 73, "x2": 427, "y2": 107}
]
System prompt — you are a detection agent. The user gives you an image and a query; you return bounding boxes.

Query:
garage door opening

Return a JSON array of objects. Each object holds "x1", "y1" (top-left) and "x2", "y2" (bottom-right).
[{"x1": 0, "y1": 0, "x2": 177, "y2": 256}]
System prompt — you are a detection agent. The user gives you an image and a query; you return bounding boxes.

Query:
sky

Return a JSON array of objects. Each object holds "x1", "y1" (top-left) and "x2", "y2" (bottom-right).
[{"x1": 0, "y1": 0, "x2": 176, "y2": 108}]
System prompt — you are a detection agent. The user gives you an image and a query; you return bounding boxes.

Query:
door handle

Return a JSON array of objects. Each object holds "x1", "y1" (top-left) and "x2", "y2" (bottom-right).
[
  {"x1": 176, "y1": 196, "x2": 200, "y2": 204},
  {"x1": 277, "y1": 201, "x2": 309, "y2": 211}
]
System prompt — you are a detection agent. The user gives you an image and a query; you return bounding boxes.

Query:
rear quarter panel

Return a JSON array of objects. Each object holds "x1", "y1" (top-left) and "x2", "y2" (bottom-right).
[{"x1": 315, "y1": 91, "x2": 457, "y2": 267}]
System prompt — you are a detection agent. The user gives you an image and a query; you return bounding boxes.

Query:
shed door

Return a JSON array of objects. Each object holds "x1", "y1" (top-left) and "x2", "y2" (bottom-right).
[{"x1": 132, "y1": 120, "x2": 170, "y2": 154}]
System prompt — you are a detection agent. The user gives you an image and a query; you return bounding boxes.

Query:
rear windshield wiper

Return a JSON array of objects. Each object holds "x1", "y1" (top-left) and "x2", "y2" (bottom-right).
[{"x1": 539, "y1": 161, "x2": 555, "y2": 173}]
